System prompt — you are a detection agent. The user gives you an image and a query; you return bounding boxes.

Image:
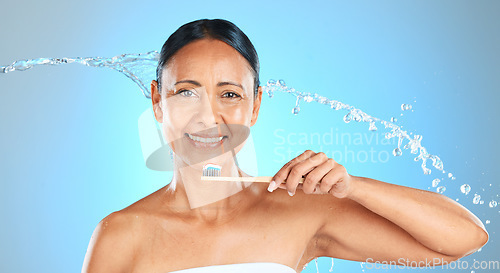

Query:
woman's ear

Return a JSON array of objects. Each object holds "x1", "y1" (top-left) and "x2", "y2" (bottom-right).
[
  {"x1": 151, "y1": 80, "x2": 163, "y2": 123},
  {"x1": 250, "y1": 86, "x2": 263, "y2": 127}
]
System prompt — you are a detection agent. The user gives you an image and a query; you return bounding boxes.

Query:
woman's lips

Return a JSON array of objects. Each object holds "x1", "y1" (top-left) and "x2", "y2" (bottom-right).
[{"x1": 185, "y1": 132, "x2": 228, "y2": 149}]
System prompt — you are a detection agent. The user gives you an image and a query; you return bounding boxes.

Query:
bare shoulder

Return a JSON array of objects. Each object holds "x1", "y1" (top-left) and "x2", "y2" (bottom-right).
[{"x1": 82, "y1": 208, "x2": 145, "y2": 273}]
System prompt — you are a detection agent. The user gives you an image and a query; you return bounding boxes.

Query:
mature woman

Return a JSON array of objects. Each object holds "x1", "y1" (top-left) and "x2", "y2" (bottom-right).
[{"x1": 82, "y1": 19, "x2": 488, "y2": 273}]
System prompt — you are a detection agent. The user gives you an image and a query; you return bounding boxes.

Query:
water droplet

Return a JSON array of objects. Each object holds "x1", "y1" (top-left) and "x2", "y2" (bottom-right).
[
  {"x1": 448, "y1": 173, "x2": 453, "y2": 178},
  {"x1": 292, "y1": 106, "x2": 300, "y2": 115},
  {"x1": 369, "y1": 121, "x2": 378, "y2": 131},
  {"x1": 489, "y1": 200, "x2": 498, "y2": 208},
  {"x1": 401, "y1": 104, "x2": 413, "y2": 111},
  {"x1": 437, "y1": 186, "x2": 446, "y2": 194},
  {"x1": 480, "y1": 200, "x2": 484, "y2": 205},
  {"x1": 460, "y1": 184, "x2": 471, "y2": 195},
  {"x1": 278, "y1": 79, "x2": 286, "y2": 86},
  {"x1": 329, "y1": 258, "x2": 334, "y2": 272},
  {"x1": 423, "y1": 168, "x2": 431, "y2": 175},
  {"x1": 391, "y1": 117, "x2": 397, "y2": 122},
  {"x1": 432, "y1": 178, "x2": 440, "y2": 187},
  {"x1": 430, "y1": 156, "x2": 444, "y2": 171},
  {"x1": 314, "y1": 257, "x2": 319, "y2": 273},
  {"x1": 267, "y1": 79, "x2": 276, "y2": 85},
  {"x1": 303, "y1": 95, "x2": 313, "y2": 102},
  {"x1": 477, "y1": 248, "x2": 482, "y2": 252},
  {"x1": 343, "y1": 112, "x2": 352, "y2": 123},
  {"x1": 393, "y1": 147, "x2": 402, "y2": 156},
  {"x1": 485, "y1": 220, "x2": 490, "y2": 224},
  {"x1": 473, "y1": 194, "x2": 481, "y2": 204}
]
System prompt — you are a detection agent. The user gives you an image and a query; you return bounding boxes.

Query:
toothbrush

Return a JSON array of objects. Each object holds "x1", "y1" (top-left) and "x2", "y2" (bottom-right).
[{"x1": 201, "y1": 163, "x2": 305, "y2": 183}]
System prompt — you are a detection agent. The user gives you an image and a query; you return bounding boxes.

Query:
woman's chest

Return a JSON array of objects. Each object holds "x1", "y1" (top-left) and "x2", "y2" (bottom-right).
[{"x1": 132, "y1": 205, "x2": 322, "y2": 273}]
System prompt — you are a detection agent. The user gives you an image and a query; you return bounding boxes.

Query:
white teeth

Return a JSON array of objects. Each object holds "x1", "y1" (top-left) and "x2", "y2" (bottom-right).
[{"x1": 187, "y1": 133, "x2": 224, "y2": 143}]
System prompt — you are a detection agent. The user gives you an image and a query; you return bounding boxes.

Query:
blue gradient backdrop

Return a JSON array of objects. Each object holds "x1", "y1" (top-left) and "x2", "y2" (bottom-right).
[{"x1": 0, "y1": 0, "x2": 498, "y2": 272}]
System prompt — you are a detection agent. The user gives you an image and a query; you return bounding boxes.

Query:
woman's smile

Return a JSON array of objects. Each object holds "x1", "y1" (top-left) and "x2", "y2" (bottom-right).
[{"x1": 185, "y1": 132, "x2": 228, "y2": 149}]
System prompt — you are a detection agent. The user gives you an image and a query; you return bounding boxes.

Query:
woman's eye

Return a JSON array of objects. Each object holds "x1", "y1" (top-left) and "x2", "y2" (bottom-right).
[
  {"x1": 177, "y1": 89, "x2": 195, "y2": 97},
  {"x1": 222, "y1": 92, "x2": 241, "y2": 99}
]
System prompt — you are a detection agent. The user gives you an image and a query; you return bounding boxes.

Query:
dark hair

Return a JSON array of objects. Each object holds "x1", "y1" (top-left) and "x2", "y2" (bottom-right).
[{"x1": 156, "y1": 19, "x2": 260, "y2": 98}]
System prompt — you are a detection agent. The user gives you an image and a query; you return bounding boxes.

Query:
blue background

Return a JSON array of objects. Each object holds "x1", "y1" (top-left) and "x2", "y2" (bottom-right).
[{"x1": 0, "y1": 0, "x2": 498, "y2": 272}]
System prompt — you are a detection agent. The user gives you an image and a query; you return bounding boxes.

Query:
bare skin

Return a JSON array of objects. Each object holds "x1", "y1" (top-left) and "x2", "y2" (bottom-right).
[{"x1": 82, "y1": 39, "x2": 488, "y2": 273}]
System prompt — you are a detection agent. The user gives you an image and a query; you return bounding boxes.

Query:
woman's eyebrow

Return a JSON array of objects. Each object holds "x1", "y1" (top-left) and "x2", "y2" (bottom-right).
[
  {"x1": 174, "y1": 80, "x2": 202, "y2": 86},
  {"x1": 217, "y1": 81, "x2": 244, "y2": 91}
]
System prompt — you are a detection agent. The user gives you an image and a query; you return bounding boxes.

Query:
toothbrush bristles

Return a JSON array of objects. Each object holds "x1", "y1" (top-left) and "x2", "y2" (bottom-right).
[{"x1": 202, "y1": 163, "x2": 222, "y2": 177}]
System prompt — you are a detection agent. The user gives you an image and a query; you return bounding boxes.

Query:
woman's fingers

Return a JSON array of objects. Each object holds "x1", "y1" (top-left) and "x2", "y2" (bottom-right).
[
  {"x1": 269, "y1": 150, "x2": 316, "y2": 192},
  {"x1": 320, "y1": 164, "x2": 351, "y2": 198},
  {"x1": 277, "y1": 151, "x2": 329, "y2": 196},
  {"x1": 269, "y1": 149, "x2": 351, "y2": 198},
  {"x1": 301, "y1": 158, "x2": 336, "y2": 194}
]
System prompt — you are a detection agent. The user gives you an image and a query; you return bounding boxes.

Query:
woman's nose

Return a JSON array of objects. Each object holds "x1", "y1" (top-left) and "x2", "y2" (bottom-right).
[{"x1": 196, "y1": 89, "x2": 221, "y2": 126}]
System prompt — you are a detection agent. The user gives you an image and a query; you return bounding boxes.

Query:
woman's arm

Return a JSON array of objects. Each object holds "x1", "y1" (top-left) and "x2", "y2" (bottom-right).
[
  {"x1": 270, "y1": 150, "x2": 488, "y2": 265},
  {"x1": 344, "y1": 176, "x2": 487, "y2": 258}
]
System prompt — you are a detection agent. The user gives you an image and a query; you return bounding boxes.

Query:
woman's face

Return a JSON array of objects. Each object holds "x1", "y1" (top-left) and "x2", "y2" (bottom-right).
[{"x1": 151, "y1": 38, "x2": 262, "y2": 167}]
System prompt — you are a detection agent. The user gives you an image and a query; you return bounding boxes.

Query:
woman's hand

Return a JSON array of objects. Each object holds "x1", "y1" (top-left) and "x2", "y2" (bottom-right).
[{"x1": 268, "y1": 150, "x2": 353, "y2": 198}]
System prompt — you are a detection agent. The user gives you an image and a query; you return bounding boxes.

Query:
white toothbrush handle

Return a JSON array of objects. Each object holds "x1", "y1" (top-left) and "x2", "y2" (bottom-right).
[{"x1": 200, "y1": 176, "x2": 304, "y2": 183}]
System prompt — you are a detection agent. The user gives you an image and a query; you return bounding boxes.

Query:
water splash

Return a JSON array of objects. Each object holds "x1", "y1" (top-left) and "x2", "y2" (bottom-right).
[
  {"x1": 263, "y1": 79, "x2": 448, "y2": 179},
  {"x1": 2, "y1": 52, "x2": 497, "y2": 210},
  {"x1": 0, "y1": 51, "x2": 159, "y2": 99}
]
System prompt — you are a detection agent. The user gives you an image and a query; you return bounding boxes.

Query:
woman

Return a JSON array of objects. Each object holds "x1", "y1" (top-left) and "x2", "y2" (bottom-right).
[{"x1": 82, "y1": 19, "x2": 488, "y2": 273}]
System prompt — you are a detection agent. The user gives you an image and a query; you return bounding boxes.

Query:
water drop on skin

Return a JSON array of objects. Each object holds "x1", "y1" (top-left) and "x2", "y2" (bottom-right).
[
  {"x1": 432, "y1": 178, "x2": 440, "y2": 187},
  {"x1": 489, "y1": 200, "x2": 498, "y2": 208},
  {"x1": 461, "y1": 184, "x2": 471, "y2": 195}
]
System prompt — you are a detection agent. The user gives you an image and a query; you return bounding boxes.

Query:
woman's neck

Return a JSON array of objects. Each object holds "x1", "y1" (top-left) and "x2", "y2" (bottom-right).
[{"x1": 163, "y1": 156, "x2": 256, "y2": 224}]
